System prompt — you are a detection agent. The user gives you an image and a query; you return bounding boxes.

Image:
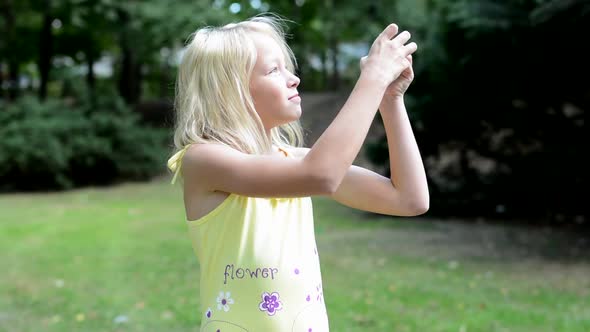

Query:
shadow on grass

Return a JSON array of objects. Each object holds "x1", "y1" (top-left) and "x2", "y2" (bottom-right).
[{"x1": 312, "y1": 196, "x2": 590, "y2": 266}]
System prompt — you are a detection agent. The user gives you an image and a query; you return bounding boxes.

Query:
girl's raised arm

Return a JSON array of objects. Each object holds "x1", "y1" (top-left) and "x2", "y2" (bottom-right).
[{"x1": 183, "y1": 23, "x2": 417, "y2": 198}]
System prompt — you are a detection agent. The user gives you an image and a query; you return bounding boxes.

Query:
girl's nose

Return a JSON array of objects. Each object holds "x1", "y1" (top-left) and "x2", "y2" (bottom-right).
[{"x1": 288, "y1": 74, "x2": 300, "y2": 88}]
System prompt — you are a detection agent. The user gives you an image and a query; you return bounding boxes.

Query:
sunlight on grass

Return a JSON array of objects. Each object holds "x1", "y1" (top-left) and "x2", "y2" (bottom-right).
[{"x1": 1, "y1": 177, "x2": 588, "y2": 331}]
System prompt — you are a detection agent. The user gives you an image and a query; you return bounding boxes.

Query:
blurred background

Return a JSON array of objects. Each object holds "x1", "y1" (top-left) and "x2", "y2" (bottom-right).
[{"x1": 1, "y1": 0, "x2": 588, "y2": 331}]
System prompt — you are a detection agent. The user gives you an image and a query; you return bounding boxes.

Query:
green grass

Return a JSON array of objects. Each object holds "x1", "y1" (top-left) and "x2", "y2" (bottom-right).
[{"x1": 1, "y1": 177, "x2": 588, "y2": 332}]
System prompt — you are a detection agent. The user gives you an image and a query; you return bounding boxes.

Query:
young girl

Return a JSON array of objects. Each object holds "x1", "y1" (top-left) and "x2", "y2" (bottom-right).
[{"x1": 167, "y1": 14, "x2": 428, "y2": 331}]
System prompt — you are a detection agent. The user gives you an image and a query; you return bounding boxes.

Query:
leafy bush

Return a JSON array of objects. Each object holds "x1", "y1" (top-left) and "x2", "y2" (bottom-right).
[{"x1": 0, "y1": 94, "x2": 170, "y2": 191}]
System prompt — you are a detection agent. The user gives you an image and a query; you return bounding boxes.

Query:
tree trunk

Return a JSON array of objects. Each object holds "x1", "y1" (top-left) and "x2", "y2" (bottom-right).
[
  {"x1": 1, "y1": 0, "x2": 18, "y2": 101},
  {"x1": 0, "y1": 62, "x2": 3, "y2": 101},
  {"x1": 86, "y1": 52, "x2": 95, "y2": 91},
  {"x1": 117, "y1": 8, "x2": 141, "y2": 105},
  {"x1": 321, "y1": 49, "x2": 328, "y2": 89},
  {"x1": 329, "y1": 36, "x2": 340, "y2": 91},
  {"x1": 118, "y1": 47, "x2": 142, "y2": 105},
  {"x1": 38, "y1": 0, "x2": 53, "y2": 101}
]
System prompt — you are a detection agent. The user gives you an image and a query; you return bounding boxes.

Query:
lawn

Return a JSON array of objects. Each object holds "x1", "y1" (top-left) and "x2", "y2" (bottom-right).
[{"x1": 1, "y1": 176, "x2": 588, "y2": 332}]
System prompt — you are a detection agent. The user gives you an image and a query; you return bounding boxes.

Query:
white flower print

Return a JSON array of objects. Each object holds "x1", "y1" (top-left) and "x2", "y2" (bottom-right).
[{"x1": 216, "y1": 291, "x2": 234, "y2": 312}]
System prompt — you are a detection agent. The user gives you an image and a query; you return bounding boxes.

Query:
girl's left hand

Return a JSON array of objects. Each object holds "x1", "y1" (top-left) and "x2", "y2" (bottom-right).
[{"x1": 384, "y1": 54, "x2": 414, "y2": 98}]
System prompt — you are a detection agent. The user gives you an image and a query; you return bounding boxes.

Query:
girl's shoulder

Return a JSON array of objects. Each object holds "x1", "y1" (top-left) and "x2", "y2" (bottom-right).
[
  {"x1": 182, "y1": 143, "x2": 232, "y2": 165},
  {"x1": 183, "y1": 143, "x2": 305, "y2": 160},
  {"x1": 181, "y1": 144, "x2": 233, "y2": 222},
  {"x1": 182, "y1": 144, "x2": 297, "y2": 222}
]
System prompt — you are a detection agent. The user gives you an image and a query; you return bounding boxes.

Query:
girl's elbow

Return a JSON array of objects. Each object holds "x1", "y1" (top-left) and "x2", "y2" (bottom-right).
[
  {"x1": 303, "y1": 168, "x2": 336, "y2": 195},
  {"x1": 409, "y1": 198, "x2": 429, "y2": 216},
  {"x1": 318, "y1": 175, "x2": 340, "y2": 195},
  {"x1": 306, "y1": 162, "x2": 341, "y2": 195}
]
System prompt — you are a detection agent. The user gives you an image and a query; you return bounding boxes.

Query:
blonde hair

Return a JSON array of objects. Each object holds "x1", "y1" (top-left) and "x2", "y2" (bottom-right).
[{"x1": 167, "y1": 14, "x2": 305, "y2": 181}]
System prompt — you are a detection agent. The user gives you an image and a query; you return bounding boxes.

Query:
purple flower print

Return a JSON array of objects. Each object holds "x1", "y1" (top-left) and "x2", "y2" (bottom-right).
[
  {"x1": 258, "y1": 291, "x2": 283, "y2": 316},
  {"x1": 316, "y1": 283, "x2": 323, "y2": 303},
  {"x1": 216, "y1": 291, "x2": 234, "y2": 312},
  {"x1": 205, "y1": 307, "x2": 212, "y2": 318}
]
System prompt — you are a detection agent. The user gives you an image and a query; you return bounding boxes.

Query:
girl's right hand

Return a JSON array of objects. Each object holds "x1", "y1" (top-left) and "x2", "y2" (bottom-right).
[{"x1": 360, "y1": 23, "x2": 417, "y2": 88}]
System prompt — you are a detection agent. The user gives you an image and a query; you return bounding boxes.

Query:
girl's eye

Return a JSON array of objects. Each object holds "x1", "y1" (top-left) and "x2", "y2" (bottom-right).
[{"x1": 269, "y1": 67, "x2": 279, "y2": 74}]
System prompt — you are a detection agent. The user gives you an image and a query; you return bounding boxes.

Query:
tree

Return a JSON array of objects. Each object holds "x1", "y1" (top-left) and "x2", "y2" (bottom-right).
[{"x1": 368, "y1": 0, "x2": 588, "y2": 224}]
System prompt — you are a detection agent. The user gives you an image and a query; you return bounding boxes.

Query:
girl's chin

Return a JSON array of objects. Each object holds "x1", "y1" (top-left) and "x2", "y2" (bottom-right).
[
  {"x1": 275, "y1": 116, "x2": 301, "y2": 127},
  {"x1": 268, "y1": 108, "x2": 302, "y2": 127},
  {"x1": 283, "y1": 108, "x2": 302, "y2": 120},
  {"x1": 289, "y1": 111, "x2": 302, "y2": 122}
]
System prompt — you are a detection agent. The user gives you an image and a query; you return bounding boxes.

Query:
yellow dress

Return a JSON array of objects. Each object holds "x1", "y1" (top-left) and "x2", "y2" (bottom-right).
[{"x1": 167, "y1": 145, "x2": 330, "y2": 331}]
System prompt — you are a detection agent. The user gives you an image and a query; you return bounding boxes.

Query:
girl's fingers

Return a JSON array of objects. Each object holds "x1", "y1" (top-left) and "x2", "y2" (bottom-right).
[
  {"x1": 402, "y1": 42, "x2": 418, "y2": 56},
  {"x1": 391, "y1": 30, "x2": 411, "y2": 46},
  {"x1": 380, "y1": 23, "x2": 399, "y2": 41}
]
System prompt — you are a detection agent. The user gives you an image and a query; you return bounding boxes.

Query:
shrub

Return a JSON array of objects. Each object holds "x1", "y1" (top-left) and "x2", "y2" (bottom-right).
[{"x1": 0, "y1": 94, "x2": 170, "y2": 191}]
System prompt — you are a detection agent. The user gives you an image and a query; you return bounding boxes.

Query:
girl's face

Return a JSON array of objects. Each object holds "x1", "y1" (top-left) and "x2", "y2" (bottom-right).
[{"x1": 249, "y1": 32, "x2": 301, "y2": 132}]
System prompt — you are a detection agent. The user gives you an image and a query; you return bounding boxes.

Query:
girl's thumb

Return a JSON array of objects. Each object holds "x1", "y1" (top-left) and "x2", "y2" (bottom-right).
[{"x1": 360, "y1": 56, "x2": 367, "y2": 69}]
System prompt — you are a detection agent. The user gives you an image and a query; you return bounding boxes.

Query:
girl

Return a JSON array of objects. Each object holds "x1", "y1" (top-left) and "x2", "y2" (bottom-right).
[{"x1": 167, "y1": 14, "x2": 428, "y2": 331}]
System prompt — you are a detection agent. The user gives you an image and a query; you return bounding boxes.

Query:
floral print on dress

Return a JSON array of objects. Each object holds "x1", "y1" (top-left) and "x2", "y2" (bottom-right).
[
  {"x1": 315, "y1": 282, "x2": 323, "y2": 303},
  {"x1": 258, "y1": 291, "x2": 283, "y2": 316},
  {"x1": 205, "y1": 307, "x2": 212, "y2": 319},
  {"x1": 216, "y1": 291, "x2": 234, "y2": 312}
]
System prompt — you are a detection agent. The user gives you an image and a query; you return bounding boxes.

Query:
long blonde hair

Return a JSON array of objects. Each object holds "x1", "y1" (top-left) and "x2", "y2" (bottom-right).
[{"x1": 167, "y1": 14, "x2": 305, "y2": 180}]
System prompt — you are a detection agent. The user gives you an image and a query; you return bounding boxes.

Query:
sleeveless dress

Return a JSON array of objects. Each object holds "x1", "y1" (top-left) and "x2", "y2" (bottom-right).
[{"x1": 167, "y1": 145, "x2": 330, "y2": 331}]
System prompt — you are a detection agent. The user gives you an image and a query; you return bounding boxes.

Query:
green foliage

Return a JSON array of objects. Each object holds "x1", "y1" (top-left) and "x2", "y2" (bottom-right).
[
  {"x1": 365, "y1": 0, "x2": 587, "y2": 223},
  {"x1": 0, "y1": 93, "x2": 170, "y2": 191},
  {"x1": 2, "y1": 0, "x2": 586, "y2": 224}
]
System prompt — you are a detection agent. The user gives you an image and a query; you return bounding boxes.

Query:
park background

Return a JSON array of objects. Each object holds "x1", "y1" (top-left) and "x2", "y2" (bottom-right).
[{"x1": 0, "y1": 0, "x2": 588, "y2": 331}]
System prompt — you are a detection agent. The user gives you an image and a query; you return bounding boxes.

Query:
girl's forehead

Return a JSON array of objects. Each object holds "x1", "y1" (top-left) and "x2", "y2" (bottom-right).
[
  {"x1": 250, "y1": 31, "x2": 280, "y2": 48},
  {"x1": 251, "y1": 33, "x2": 283, "y2": 58}
]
